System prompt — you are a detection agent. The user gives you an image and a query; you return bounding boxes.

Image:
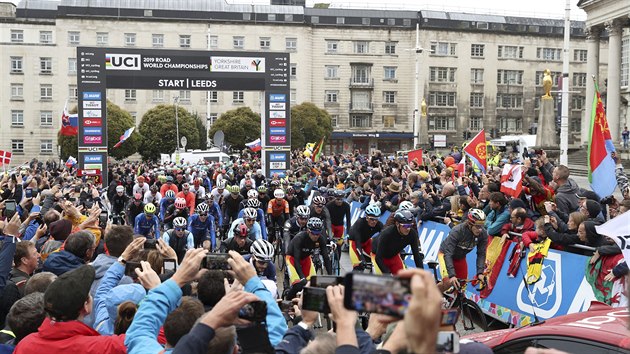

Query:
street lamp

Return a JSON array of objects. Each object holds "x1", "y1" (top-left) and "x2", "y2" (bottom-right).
[
  {"x1": 410, "y1": 23, "x2": 426, "y2": 149},
  {"x1": 174, "y1": 96, "x2": 180, "y2": 152}
]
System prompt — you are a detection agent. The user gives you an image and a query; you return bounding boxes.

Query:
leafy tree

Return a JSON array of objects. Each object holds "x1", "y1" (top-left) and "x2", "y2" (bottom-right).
[
  {"x1": 290, "y1": 102, "x2": 332, "y2": 149},
  {"x1": 58, "y1": 133, "x2": 78, "y2": 161},
  {"x1": 107, "y1": 100, "x2": 141, "y2": 159},
  {"x1": 138, "y1": 104, "x2": 200, "y2": 161},
  {"x1": 192, "y1": 112, "x2": 208, "y2": 150},
  {"x1": 208, "y1": 107, "x2": 261, "y2": 150}
]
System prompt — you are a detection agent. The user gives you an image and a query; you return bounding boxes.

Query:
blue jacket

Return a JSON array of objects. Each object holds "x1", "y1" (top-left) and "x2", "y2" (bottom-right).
[
  {"x1": 244, "y1": 276, "x2": 287, "y2": 346},
  {"x1": 187, "y1": 213, "x2": 216, "y2": 248},
  {"x1": 485, "y1": 206, "x2": 510, "y2": 236},
  {"x1": 42, "y1": 250, "x2": 84, "y2": 276},
  {"x1": 208, "y1": 201, "x2": 222, "y2": 227},
  {"x1": 125, "y1": 279, "x2": 182, "y2": 353},
  {"x1": 134, "y1": 213, "x2": 160, "y2": 239},
  {"x1": 22, "y1": 205, "x2": 42, "y2": 241},
  {"x1": 0, "y1": 236, "x2": 17, "y2": 293},
  {"x1": 159, "y1": 198, "x2": 174, "y2": 220},
  {"x1": 84, "y1": 254, "x2": 132, "y2": 327}
]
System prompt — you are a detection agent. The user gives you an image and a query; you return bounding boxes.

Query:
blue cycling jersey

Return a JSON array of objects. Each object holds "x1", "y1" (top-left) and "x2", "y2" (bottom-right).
[
  {"x1": 188, "y1": 213, "x2": 217, "y2": 248},
  {"x1": 237, "y1": 208, "x2": 268, "y2": 240},
  {"x1": 134, "y1": 213, "x2": 160, "y2": 239}
]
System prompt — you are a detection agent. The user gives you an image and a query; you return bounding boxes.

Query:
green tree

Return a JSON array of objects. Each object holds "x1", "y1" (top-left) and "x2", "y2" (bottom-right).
[
  {"x1": 290, "y1": 102, "x2": 332, "y2": 149},
  {"x1": 192, "y1": 112, "x2": 208, "y2": 150},
  {"x1": 58, "y1": 133, "x2": 78, "y2": 161},
  {"x1": 138, "y1": 104, "x2": 200, "y2": 161},
  {"x1": 208, "y1": 107, "x2": 261, "y2": 150},
  {"x1": 107, "y1": 100, "x2": 141, "y2": 159}
]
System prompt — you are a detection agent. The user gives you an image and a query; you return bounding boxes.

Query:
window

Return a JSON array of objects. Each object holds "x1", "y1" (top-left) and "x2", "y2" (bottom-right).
[
  {"x1": 470, "y1": 93, "x2": 484, "y2": 107},
  {"x1": 385, "y1": 42, "x2": 396, "y2": 54},
  {"x1": 537, "y1": 47, "x2": 562, "y2": 60},
  {"x1": 429, "y1": 116, "x2": 456, "y2": 131},
  {"x1": 498, "y1": 45, "x2": 524, "y2": 59},
  {"x1": 499, "y1": 117, "x2": 522, "y2": 132},
  {"x1": 574, "y1": 49, "x2": 587, "y2": 62},
  {"x1": 497, "y1": 70, "x2": 524, "y2": 85},
  {"x1": 573, "y1": 73, "x2": 587, "y2": 87},
  {"x1": 354, "y1": 41, "x2": 368, "y2": 54},
  {"x1": 325, "y1": 65, "x2": 339, "y2": 79},
  {"x1": 243, "y1": 13, "x2": 251, "y2": 21},
  {"x1": 130, "y1": 112, "x2": 137, "y2": 122},
  {"x1": 233, "y1": 91, "x2": 244, "y2": 103},
  {"x1": 351, "y1": 115, "x2": 371, "y2": 128},
  {"x1": 40, "y1": 57, "x2": 52, "y2": 74},
  {"x1": 179, "y1": 35, "x2": 191, "y2": 48},
  {"x1": 152, "y1": 34, "x2": 164, "y2": 48},
  {"x1": 40, "y1": 140, "x2": 53, "y2": 154},
  {"x1": 291, "y1": 89, "x2": 296, "y2": 104},
  {"x1": 10, "y1": 84, "x2": 23, "y2": 100},
  {"x1": 208, "y1": 35, "x2": 218, "y2": 49},
  {"x1": 471, "y1": 68, "x2": 484, "y2": 84},
  {"x1": 430, "y1": 42, "x2": 456, "y2": 56},
  {"x1": 11, "y1": 111, "x2": 24, "y2": 127},
  {"x1": 233, "y1": 36, "x2": 244, "y2": 49},
  {"x1": 428, "y1": 92, "x2": 456, "y2": 107},
  {"x1": 11, "y1": 30, "x2": 24, "y2": 43},
  {"x1": 40, "y1": 31, "x2": 53, "y2": 44},
  {"x1": 623, "y1": 38, "x2": 629, "y2": 87},
  {"x1": 207, "y1": 91, "x2": 218, "y2": 103},
  {"x1": 429, "y1": 67, "x2": 456, "y2": 82},
  {"x1": 69, "y1": 85, "x2": 78, "y2": 100},
  {"x1": 10, "y1": 57, "x2": 23, "y2": 74},
  {"x1": 11, "y1": 140, "x2": 24, "y2": 153},
  {"x1": 383, "y1": 116, "x2": 395, "y2": 128},
  {"x1": 471, "y1": 44, "x2": 484, "y2": 57},
  {"x1": 331, "y1": 115, "x2": 338, "y2": 127},
  {"x1": 68, "y1": 31, "x2": 80, "y2": 45},
  {"x1": 260, "y1": 37, "x2": 271, "y2": 50},
  {"x1": 469, "y1": 116, "x2": 483, "y2": 130},
  {"x1": 97, "y1": 32, "x2": 108, "y2": 46},
  {"x1": 68, "y1": 58, "x2": 77, "y2": 75},
  {"x1": 384, "y1": 66, "x2": 397, "y2": 80},
  {"x1": 125, "y1": 33, "x2": 136, "y2": 47},
  {"x1": 327, "y1": 41, "x2": 338, "y2": 53},
  {"x1": 387, "y1": 18, "x2": 395, "y2": 26},
  {"x1": 285, "y1": 14, "x2": 293, "y2": 22},
  {"x1": 40, "y1": 111, "x2": 53, "y2": 126},
  {"x1": 572, "y1": 95, "x2": 585, "y2": 110},
  {"x1": 336, "y1": 17, "x2": 345, "y2": 25},
  {"x1": 179, "y1": 90, "x2": 191, "y2": 103},
  {"x1": 311, "y1": 16, "x2": 319, "y2": 24},
  {"x1": 286, "y1": 38, "x2": 297, "y2": 51},
  {"x1": 383, "y1": 91, "x2": 396, "y2": 104},
  {"x1": 207, "y1": 114, "x2": 219, "y2": 126},
  {"x1": 351, "y1": 65, "x2": 371, "y2": 84},
  {"x1": 325, "y1": 90, "x2": 339, "y2": 103},
  {"x1": 477, "y1": 22, "x2": 488, "y2": 29},
  {"x1": 268, "y1": 14, "x2": 276, "y2": 21},
  {"x1": 571, "y1": 118, "x2": 581, "y2": 132},
  {"x1": 496, "y1": 94, "x2": 523, "y2": 108},
  {"x1": 125, "y1": 89, "x2": 137, "y2": 101},
  {"x1": 290, "y1": 64, "x2": 297, "y2": 79},
  {"x1": 40, "y1": 84, "x2": 53, "y2": 100},
  {"x1": 153, "y1": 90, "x2": 164, "y2": 102},
  {"x1": 403, "y1": 19, "x2": 411, "y2": 26}
]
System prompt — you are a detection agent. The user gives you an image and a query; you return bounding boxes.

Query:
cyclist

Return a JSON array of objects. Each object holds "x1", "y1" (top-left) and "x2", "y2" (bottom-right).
[
  {"x1": 188, "y1": 203, "x2": 216, "y2": 249},
  {"x1": 285, "y1": 217, "x2": 332, "y2": 285},
  {"x1": 438, "y1": 208, "x2": 488, "y2": 289},
  {"x1": 238, "y1": 198, "x2": 268, "y2": 241},
  {"x1": 209, "y1": 180, "x2": 229, "y2": 203},
  {"x1": 132, "y1": 176, "x2": 150, "y2": 197},
  {"x1": 163, "y1": 197, "x2": 189, "y2": 230},
  {"x1": 134, "y1": 203, "x2": 160, "y2": 239},
  {"x1": 176, "y1": 183, "x2": 196, "y2": 215},
  {"x1": 159, "y1": 190, "x2": 176, "y2": 223},
  {"x1": 348, "y1": 204, "x2": 383, "y2": 270},
  {"x1": 309, "y1": 195, "x2": 332, "y2": 238},
  {"x1": 222, "y1": 185, "x2": 243, "y2": 235},
  {"x1": 160, "y1": 175, "x2": 178, "y2": 197},
  {"x1": 144, "y1": 185, "x2": 162, "y2": 206},
  {"x1": 243, "y1": 239, "x2": 277, "y2": 282},
  {"x1": 283, "y1": 205, "x2": 310, "y2": 252},
  {"x1": 228, "y1": 207, "x2": 263, "y2": 241},
  {"x1": 257, "y1": 185, "x2": 271, "y2": 212},
  {"x1": 267, "y1": 189, "x2": 289, "y2": 243},
  {"x1": 191, "y1": 178, "x2": 206, "y2": 207},
  {"x1": 293, "y1": 182, "x2": 307, "y2": 205},
  {"x1": 239, "y1": 189, "x2": 259, "y2": 211},
  {"x1": 126, "y1": 193, "x2": 145, "y2": 226},
  {"x1": 285, "y1": 187, "x2": 300, "y2": 216},
  {"x1": 372, "y1": 210, "x2": 423, "y2": 275},
  {"x1": 162, "y1": 217, "x2": 194, "y2": 263},
  {"x1": 221, "y1": 221, "x2": 254, "y2": 256},
  {"x1": 326, "y1": 189, "x2": 351, "y2": 246},
  {"x1": 205, "y1": 194, "x2": 223, "y2": 235},
  {"x1": 110, "y1": 185, "x2": 129, "y2": 223}
]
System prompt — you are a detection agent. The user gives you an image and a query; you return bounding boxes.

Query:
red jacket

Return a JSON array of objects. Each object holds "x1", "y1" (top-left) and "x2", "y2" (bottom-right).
[
  {"x1": 500, "y1": 217, "x2": 535, "y2": 239},
  {"x1": 15, "y1": 317, "x2": 126, "y2": 354},
  {"x1": 176, "y1": 190, "x2": 196, "y2": 214}
]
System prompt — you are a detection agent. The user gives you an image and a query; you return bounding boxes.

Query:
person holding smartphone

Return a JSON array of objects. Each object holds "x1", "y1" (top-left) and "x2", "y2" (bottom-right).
[{"x1": 372, "y1": 210, "x2": 423, "y2": 275}]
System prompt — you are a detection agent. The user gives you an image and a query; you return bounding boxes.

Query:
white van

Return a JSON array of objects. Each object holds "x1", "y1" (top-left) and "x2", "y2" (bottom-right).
[{"x1": 171, "y1": 149, "x2": 230, "y2": 164}]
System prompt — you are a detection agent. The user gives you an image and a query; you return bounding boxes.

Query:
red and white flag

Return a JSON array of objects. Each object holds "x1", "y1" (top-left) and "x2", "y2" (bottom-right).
[
  {"x1": 500, "y1": 164, "x2": 523, "y2": 198},
  {"x1": 0, "y1": 150, "x2": 12, "y2": 166}
]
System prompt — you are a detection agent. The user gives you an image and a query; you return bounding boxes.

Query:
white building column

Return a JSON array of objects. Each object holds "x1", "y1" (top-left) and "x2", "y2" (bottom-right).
[
  {"x1": 582, "y1": 26, "x2": 600, "y2": 145},
  {"x1": 606, "y1": 20, "x2": 622, "y2": 142}
]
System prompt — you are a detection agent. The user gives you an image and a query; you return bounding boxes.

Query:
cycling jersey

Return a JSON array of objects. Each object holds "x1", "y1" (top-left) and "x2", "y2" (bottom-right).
[
  {"x1": 159, "y1": 198, "x2": 174, "y2": 220},
  {"x1": 143, "y1": 191, "x2": 162, "y2": 206},
  {"x1": 373, "y1": 224, "x2": 422, "y2": 275},
  {"x1": 286, "y1": 231, "x2": 331, "y2": 282},
  {"x1": 237, "y1": 208, "x2": 268, "y2": 240},
  {"x1": 110, "y1": 194, "x2": 129, "y2": 215},
  {"x1": 221, "y1": 236, "x2": 253, "y2": 256},
  {"x1": 283, "y1": 217, "x2": 306, "y2": 241},
  {"x1": 162, "y1": 229, "x2": 194, "y2": 263},
  {"x1": 267, "y1": 199, "x2": 289, "y2": 218},
  {"x1": 326, "y1": 200, "x2": 351, "y2": 238},
  {"x1": 163, "y1": 204, "x2": 189, "y2": 229},
  {"x1": 227, "y1": 218, "x2": 263, "y2": 241},
  {"x1": 126, "y1": 201, "x2": 144, "y2": 225},
  {"x1": 134, "y1": 213, "x2": 160, "y2": 239},
  {"x1": 223, "y1": 194, "x2": 243, "y2": 226},
  {"x1": 188, "y1": 213, "x2": 216, "y2": 249},
  {"x1": 309, "y1": 206, "x2": 332, "y2": 238},
  {"x1": 348, "y1": 217, "x2": 383, "y2": 267},
  {"x1": 243, "y1": 254, "x2": 277, "y2": 282}
]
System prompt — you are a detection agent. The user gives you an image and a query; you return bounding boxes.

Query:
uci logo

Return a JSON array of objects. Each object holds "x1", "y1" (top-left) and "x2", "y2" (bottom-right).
[
  {"x1": 105, "y1": 54, "x2": 141, "y2": 70},
  {"x1": 516, "y1": 252, "x2": 562, "y2": 319}
]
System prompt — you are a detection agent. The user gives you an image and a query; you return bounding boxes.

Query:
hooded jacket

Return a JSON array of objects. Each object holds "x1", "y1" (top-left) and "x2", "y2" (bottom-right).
[
  {"x1": 83, "y1": 254, "x2": 133, "y2": 327},
  {"x1": 42, "y1": 250, "x2": 85, "y2": 276},
  {"x1": 554, "y1": 179, "x2": 580, "y2": 216}
]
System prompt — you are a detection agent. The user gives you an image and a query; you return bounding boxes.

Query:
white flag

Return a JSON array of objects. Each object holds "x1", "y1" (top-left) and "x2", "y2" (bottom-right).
[{"x1": 595, "y1": 211, "x2": 630, "y2": 265}]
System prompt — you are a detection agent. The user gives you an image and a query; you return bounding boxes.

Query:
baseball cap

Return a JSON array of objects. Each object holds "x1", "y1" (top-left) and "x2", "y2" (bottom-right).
[{"x1": 44, "y1": 265, "x2": 95, "y2": 321}]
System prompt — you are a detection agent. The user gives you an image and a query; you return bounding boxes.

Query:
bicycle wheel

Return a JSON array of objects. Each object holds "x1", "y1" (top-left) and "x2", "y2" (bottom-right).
[
  {"x1": 460, "y1": 298, "x2": 488, "y2": 331},
  {"x1": 332, "y1": 250, "x2": 340, "y2": 276}
]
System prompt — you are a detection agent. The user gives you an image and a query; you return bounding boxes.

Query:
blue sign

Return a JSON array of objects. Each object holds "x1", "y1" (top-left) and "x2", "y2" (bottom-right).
[
  {"x1": 84, "y1": 154, "x2": 103, "y2": 163},
  {"x1": 83, "y1": 127, "x2": 102, "y2": 136},
  {"x1": 269, "y1": 127, "x2": 286, "y2": 135},
  {"x1": 82, "y1": 92, "x2": 102, "y2": 100},
  {"x1": 269, "y1": 170, "x2": 286, "y2": 177},
  {"x1": 269, "y1": 153, "x2": 286, "y2": 161},
  {"x1": 269, "y1": 94, "x2": 286, "y2": 102}
]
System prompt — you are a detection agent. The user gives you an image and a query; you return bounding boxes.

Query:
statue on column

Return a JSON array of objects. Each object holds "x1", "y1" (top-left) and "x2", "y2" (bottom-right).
[{"x1": 542, "y1": 69, "x2": 553, "y2": 99}]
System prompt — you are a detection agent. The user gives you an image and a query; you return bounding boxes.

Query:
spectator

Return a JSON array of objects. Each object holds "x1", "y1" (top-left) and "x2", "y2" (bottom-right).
[
  {"x1": 551, "y1": 165, "x2": 580, "y2": 217},
  {"x1": 0, "y1": 241, "x2": 40, "y2": 328},
  {"x1": 485, "y1": 192, "x2": 510, "y2": 236},
  {"x1": 23, "y1": 272, "x2": 57, "y2": 295},
  {"x1": 2, "y1": 293, "x2": 46, "y2": 351},
  {"x1": 500, "y1": 207, "x2": 535, "y2": 244},
  {"x1": 43, "y1": 231, "x2": 95, "y2": 276}
]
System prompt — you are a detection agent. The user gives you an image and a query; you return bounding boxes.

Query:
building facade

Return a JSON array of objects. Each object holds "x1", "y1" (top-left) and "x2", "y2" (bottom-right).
[{"x1": 0, "y1": 0, "x2": 624, "y2": 164}]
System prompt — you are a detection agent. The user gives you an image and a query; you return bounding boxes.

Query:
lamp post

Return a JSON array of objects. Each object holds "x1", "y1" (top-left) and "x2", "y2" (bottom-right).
[
  {"x1": 412, "y1": 23, "x2": 425, "y2": 149},
  {"x1": 174, "y1": 96, "x2": 180, "y2": 152}
]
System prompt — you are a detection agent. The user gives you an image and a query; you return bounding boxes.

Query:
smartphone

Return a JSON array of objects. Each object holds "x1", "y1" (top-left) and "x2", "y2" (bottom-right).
[
  {"x1": 278, "y1": 300, "x2": 293, "y2": 313},
  {"x1": 124, "y1": 262, "x2": 142, "y2": 278},
  {"x1": 24, "y1": 188, "x2": 32, "y2": 198},
  {"x1": 144, "y1": 239, "x2": 157, "y2": 249},
  {"x1": 4, "y1": 200, "x2": 17, "y2": 220},
  {"x1": 238, "y1": 301, "x2": 267, "y2": 322},
  {"x1": 201, "y1": 253, "x2": 231, "y2": 270},
  {"x1": 163, "y1": 259, "x2": 177, "y2": 272},
  {"x1": 436, "y1": 331, "x2": 459, "y2": 353},
  {"x1": 302, "y1": 286, "x2": 330, "y2": 314},
  {"x1": 99, "y1": 211, "x2": 108, "y2": 229},
  {"x1": 343, "y1": 273, "x2": 411, "y2": 317},
  {"x1": 310, "y1": 275, "x2": 344, "y2": 288}
]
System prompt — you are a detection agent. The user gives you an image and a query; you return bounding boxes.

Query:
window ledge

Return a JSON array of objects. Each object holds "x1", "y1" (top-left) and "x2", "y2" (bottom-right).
[
  {"x1": 10, "y1": 98, "x2": 24, "y2": 102},
  {"x1": 40, "y1": 72, "x2": 53, "y2": 76},
  {"x1": 471, "y1": 56, "x2": 485, "y2": 59},
  {"x1": 325, "y1": 77, "x2": 340, "y2": 80},
  {"x1": 11, "y1": 125, "x2": 24, "y2": 128},
  {"x1": 10, "y1": 72, "x2": 24, "y2": 75},
  {"x1": 383, "y1": 79, "x2": 398, "y2": 83}
]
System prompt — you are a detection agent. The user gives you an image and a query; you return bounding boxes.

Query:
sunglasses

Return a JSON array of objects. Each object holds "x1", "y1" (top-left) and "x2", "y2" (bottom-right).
[
  {"x1": 199, "y1": 213, "x2": 208, "y2": 216},
  {"x1": 366, "y1": 217, "x2": 378, "y2": 222},
  {"x1": 298, "y1": 216, "x2": 309, "y2": 220},
  {"x1": 400, "y1": 223, "x2": 413, "y2": 229},
  {"x1": 314, "y1": 203, "x2": 324, "y2": 207},
  {"x1": 245, "y1": 218, "x2": 256, "y2": 222},
  {"x1": 175, "y1": 227, "x2": 184, "y2": 231},
  {"x1": 309, "y1": 230, "x2": 322, "y2": 235},
  {"x1": 255, "y1": 260, "x2": 268, "y2": 265}
]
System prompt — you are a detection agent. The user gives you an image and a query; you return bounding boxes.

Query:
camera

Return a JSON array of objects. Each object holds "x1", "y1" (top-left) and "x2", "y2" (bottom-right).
[
  {"x1": 310, "y1": 275, "x2": 343, "y2": 288},
  {"x1": 3, "y1": 200, "x2": 17, "y2": 220},
  {"x1": 238, "y1": 301, "x2": 267, "y2": 322},
  {"x1": 201, "y1": 253, "x2": 231, "y2": 270},
  {"x1": 144, "y1": 239, "x2": 157, "y2": 249},
  {"x1": 99, "y1": 211, "x2": 108, "y2": 229}
]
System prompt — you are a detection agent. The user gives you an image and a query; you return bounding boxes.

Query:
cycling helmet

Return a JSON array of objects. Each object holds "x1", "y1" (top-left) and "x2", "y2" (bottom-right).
[
  {"x1": 196, "y1": 203, "x2": 209, "y2": 213},
  {"x1": 394, "y1": 210, "x2": 415, "y2": 224},
  {"x1": 365, "y1": 204, "x2": 381, "y2": 217},
  {"x1": 296, "y1": 205, "x2": 310, "y2": 218},
  {"x1": 246, "y1": 198, "x2": 261, "y2": 209},
  {"x1": 217, "y1": 180, "x2": 226, "y2": 189},
  {"x1": 286, "y1": 187, "x2": 295, "y2": 194},
  {"x1": 399, "y1": 201, "x2": 414, "y2": 210},
  {"x1": 306, "y1": 217, "x2": 324, "y2": 232},
  {"x1": 165, "y1": 190, "x2": 176, "y2": 199},
  {"x1": 243, "y1": 207, "x2": 257, "y2": 220},
  {"x1": 294, "y1": 182, "x2": 303, "y2": 190},
  {"x1": 257, "y1": 185, "x2": 268, "y2": 193},
  {"x1": 173, "y1": 217, "x2": 187, "y2": 228},
  {"x1": 144, "y1": 203, "x2": 156, "y2": 214},
  {"x1": 313, "y1": 196, "x2": 326, "y2": 205},
  {"x1": 332, "y1": 189, "x2": 344, "y2": 198},
  {"x1": 319, "y1": 187, "x2": 328, "y2": 195},
  {"x1": 150, "y1": 185, "x2": 158, "y2": 192},
  {"x1": 247, "y1": 189, "x2": 258, "y2": 199},
  {"x1": 250, "y1": 239, "x2": 274, "y2": 262},
  {"x1": 229, "y1": 185, "x2": 240, "y2": 194},
  {"x1": 235, "y1": 222, "x2": 248, "y2": 237},
  {"x1": 270, "y1": 180, "x2": 280, "y2": 186},
  {"x1": 174, "y1": 198, "x2": 187, "y2": 209},
  {"x1": 274, "y1": 189, "x2": 285, "y2": 199},
  {"x1": 116, "y1": 185, "x2": 125, "y2": 193},
  {"x1": 166, "y1": 176, "x2": 174, "y2": 182},
  {"x1": 467, "y1": 209, "x2": 486, "y2": 225}
]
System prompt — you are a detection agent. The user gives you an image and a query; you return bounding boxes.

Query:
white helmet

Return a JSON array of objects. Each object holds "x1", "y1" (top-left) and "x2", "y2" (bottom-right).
[
  {"x1": 246, "y1": 198, "x2": 261, "y2": 209},
  {"x1": 250, "y1": 239, "x2": 274, "y2": 262},
  {"x1": 164, "y1": 190, "x2": 176, "y2": 199},
  {"x1": 399, "y1": 201, "x2": 414, "y2": 210},
  {"x1": 217, "y1": 180, "x2": 226, "y2": 189},
  {"x1": 247, "y1": 189, "x2": 258, "y2": 199},
  {"x1": 196, "y1": 203, "x2": 210, "y2": 213},
  {"x1": 173, "y1": 217, "x2": 187, "y2": 228},
  {"x1": 274, "y1": 189, "x2": 285, "y2": 199},
  {"x1": 243, "y1": 207, "x2": 257, "y2": 220},
  {"x1": 296, "y1": 205, "x2": 310, "y2": 218},
  {"x1": 116, "y1": 185, "x2": 125, "y2": 193}
]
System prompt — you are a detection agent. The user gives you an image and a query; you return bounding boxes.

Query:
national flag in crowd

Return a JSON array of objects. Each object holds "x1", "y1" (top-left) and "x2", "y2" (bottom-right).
[
  {"x1": 245, "y1": 138, "x2": 262, "y2": 152},
  {"x1": 65, "y1": 156, "x2": 77, "y2": 168},
  {"x1": 500, "y1": 164, "x2": 523, "y2": 198},
  {"x1": 312, "y1": 137, "x2": 325, "y2": 163},
  {"x1": 588, "y1": 81, "x2": 617, "y2": 197},
  {"x1": 456, "y1": 152, "x2": 466, "y2": 177},
  {"x1": 463, "y1": 129, "x2": 487, "y2": 172},
  {"x1": 0, "y1": 150, "x2": 12, "y2": 166},
  {"x1": 60, "y1": 99, "x2": 79, "y2": 136},
  {"x1": 596, "y1": 211, "x2": 630, "y2": 268},
  {"x1": 407, "y1": 149, "x2": 423, "y2": 166},
  {"x1": 114, "y1": 127, "x2": 135, "y2": 148}
]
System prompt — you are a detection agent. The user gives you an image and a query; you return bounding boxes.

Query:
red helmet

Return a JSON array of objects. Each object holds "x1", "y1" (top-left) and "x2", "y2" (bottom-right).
[
  {"x1": 174, "y1": 198, "x2": 187, "y2": 209},
  {"x1": 134, "y1": 193, "x2": 142, "y2": 201}
]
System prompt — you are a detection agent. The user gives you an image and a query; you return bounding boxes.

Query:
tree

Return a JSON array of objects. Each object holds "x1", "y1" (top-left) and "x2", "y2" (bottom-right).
[
  {"x1": 107, "y1": 100, "x2": 141, "y2": 160},
  {"x1": 192, "y1": 112, "x2": 208, "y2": 150},
  {"x1": 208, "y1": 107, "x2": 261, "y2": 150},
  {"x1": 138, "y1": 104, "x2": 200, "y2": 161},
  {"x1": 58, "y1": 133, "x2": 78, "y2": 161},
  {"x1": 290, "y1": 102, "x2": 332, "y2": 149}
]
